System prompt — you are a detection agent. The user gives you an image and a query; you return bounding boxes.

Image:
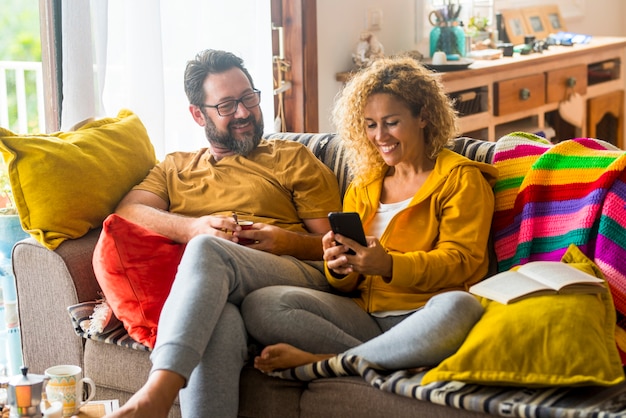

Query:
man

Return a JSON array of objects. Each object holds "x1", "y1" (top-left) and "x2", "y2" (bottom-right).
[{"x1": 107, "y1": 49, "x2": 341, "y2": 418}]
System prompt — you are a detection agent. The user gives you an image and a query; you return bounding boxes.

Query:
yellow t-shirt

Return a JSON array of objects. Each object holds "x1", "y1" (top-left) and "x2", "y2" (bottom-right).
[{"x1": 134, "y1": 139, "x2": 341, "y2": 233}]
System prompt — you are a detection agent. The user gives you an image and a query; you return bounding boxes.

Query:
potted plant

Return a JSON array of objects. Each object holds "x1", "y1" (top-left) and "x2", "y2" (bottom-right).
[{"x1": 467, "y1": 15, "x2": 495, "y2": 49}]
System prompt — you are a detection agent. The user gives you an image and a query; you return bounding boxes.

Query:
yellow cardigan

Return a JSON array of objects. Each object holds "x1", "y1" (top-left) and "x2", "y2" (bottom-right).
[{"x1": 326, "y1": 149, "x2": 498, "y2": 313}]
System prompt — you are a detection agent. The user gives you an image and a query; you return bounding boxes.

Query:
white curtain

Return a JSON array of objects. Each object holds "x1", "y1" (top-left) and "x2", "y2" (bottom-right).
[{"x1": 60, "y1": 0, "x2": 274, "y2": 159}]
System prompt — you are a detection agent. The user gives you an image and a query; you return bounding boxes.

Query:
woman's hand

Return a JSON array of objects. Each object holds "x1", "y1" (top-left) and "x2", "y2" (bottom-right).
[{"x1": 322, "y1": 231, "x2": 392, "y2": 277}]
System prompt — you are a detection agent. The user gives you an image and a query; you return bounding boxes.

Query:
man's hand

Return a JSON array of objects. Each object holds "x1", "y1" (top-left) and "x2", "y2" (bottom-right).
[
  {"x1": 235, "y1": 223, "x2": 283, "y2": 252},
  {"x1": 236, "y1": 223, "x2": 325, "y2": 260},
  {"x1": 188, "y1": 215, "x2": 241, "y2": 242}
]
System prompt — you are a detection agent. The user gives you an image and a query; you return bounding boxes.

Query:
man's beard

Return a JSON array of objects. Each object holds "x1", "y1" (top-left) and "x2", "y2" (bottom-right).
[{"x1": 203, "y1": 113, "x2": 264, "y2": 157}]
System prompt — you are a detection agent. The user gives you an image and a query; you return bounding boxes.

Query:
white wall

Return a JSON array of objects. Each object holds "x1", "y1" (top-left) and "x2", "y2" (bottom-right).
[
  {"x1": 317, "y1": 0, "x2": 626, "y2": 133},
  {"x1": 316, "y1": 0, "x2": 422, "y2": 130}
]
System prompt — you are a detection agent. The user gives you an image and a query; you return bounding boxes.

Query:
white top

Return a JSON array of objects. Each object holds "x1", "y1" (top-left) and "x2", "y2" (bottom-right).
[
  {"x1": 366, "y1": 196, "x2": 412, "y2": 238},
  {"x1": 368, "y1": 196, "x2": 414, "y2": 318}
]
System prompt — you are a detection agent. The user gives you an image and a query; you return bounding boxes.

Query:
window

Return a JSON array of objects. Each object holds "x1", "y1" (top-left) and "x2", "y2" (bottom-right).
[
  {"x1": 40, "y1": 1, "x2": 274, "y2": 158},
  {"x1": 0, "y1": 0, "x2": 42, "y2": 133}
]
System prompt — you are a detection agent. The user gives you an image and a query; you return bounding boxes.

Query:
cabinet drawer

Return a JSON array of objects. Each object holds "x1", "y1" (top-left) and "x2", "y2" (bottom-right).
[
  {"x1": 546, "y1": 64, "x2": 587, "y2": 103},
  {"x1": 494, "y1": 73, "x2": 546, "y2": 116}
]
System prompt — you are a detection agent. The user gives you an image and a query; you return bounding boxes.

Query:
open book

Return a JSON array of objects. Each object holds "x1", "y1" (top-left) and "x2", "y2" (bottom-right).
[{"x1": 469, "y1": 261, "x2": 607, "y2": 304}]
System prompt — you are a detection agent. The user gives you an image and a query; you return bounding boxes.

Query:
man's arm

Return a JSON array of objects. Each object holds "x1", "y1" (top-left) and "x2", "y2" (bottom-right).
[
  {"x1": 115, "y1": 189, "x2": 238, "y2": 244},
  {"x1": 297, "y1": 217, "x2": 333, "y2": 260}
]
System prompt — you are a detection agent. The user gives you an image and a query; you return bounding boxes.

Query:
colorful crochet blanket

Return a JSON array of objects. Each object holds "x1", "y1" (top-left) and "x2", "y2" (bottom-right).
[{"x1": 492, "y1": 133, "x2": 626, "y2": 328}]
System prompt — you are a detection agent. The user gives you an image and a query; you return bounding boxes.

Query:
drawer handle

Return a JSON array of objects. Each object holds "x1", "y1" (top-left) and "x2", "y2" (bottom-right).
[
  {"x1": 519, "y1": 88, "x2": 531, "y2": 101},
  {"x1": 566, "y1": 77, "x2": 577, "y2": 88}
]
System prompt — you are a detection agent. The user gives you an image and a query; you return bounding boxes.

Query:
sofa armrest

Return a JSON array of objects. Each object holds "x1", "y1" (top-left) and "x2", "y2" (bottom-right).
[{"x1": 12, "y1": 228, "x2": 102, "y2": 374}]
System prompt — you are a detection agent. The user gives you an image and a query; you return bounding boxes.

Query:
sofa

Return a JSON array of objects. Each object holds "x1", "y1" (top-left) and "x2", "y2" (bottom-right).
[{"x1": 10, "y1": 127, "x2": 626, "y2": 418}]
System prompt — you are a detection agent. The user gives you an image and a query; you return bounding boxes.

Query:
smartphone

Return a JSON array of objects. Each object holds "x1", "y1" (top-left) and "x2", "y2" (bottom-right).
[{"x1": 328, "y1": 212, "x2": 367, "y2": 254}]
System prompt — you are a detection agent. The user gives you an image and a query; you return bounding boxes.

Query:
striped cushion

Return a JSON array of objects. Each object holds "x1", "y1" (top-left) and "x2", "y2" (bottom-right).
[
  {"x1": 67, "y1": 300, "x2": 150, "y2": 352},
  {"x1": 446, "y1": 136, "x2": 496, "y2": 163}
]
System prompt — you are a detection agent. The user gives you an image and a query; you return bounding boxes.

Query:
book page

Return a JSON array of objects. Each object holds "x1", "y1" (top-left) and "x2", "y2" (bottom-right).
[
  {"x1": 469, "y1": 270, "x2": 555, "y2": 304},
  {"x1": 516, "y1": 261, "x2": 604, "y2": 291}
]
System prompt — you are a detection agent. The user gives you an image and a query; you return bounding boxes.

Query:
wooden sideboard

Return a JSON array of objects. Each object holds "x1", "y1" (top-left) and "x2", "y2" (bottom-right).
[{"x1": 337, "y1": 36, "x2": 626, "y2": 148}]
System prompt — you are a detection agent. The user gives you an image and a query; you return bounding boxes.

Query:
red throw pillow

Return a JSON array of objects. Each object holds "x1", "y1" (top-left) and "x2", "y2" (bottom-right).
[{"x1": 93, "y1": 214, "x2": 185, "y2": 348}]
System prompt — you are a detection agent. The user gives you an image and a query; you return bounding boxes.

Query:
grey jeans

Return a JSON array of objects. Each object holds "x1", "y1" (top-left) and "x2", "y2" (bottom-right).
[
  {"x1": 241, "y1": 287, "x2": 483, "y2": 370},
  {"x1": 150, "y1": 235, "x2": 329, "y2": 417}
]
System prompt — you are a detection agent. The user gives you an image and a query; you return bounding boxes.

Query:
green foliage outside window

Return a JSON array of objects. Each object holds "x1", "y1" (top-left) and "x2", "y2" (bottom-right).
[
  {"x1": 0, "y1": 0, "x2": 42, "y2": 133},
  {"x1": 0, "y1": 0, "x2": 40, "y2": 212}
]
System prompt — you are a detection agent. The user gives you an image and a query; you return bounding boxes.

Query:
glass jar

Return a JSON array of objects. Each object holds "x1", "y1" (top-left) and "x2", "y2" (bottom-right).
[{"x1": 429, "y1": 21, "x2": 466, "y2": 58}]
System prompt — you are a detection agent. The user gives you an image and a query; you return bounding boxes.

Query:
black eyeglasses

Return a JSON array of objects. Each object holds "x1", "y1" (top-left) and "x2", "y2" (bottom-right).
[{"x1": 200, "y1": 89, "x2": 261, "y2": 117}]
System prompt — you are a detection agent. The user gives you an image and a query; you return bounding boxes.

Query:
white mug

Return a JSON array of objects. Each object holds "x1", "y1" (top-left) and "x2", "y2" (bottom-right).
[{"x1": 44, "y1": 365, "x2": 96, "y2": 417}]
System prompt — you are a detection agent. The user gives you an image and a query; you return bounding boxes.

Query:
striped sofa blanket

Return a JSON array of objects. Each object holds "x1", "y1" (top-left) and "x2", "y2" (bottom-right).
[
  {"x1": 267, "y1": 353, "x2": 626, "y2": 417},
  {"x1": 492, "y1": 133, "x2": 626, "y2": 333}
]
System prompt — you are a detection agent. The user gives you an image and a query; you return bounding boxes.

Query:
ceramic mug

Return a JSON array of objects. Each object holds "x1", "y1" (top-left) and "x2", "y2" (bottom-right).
[{"x1": 44, "y1": 365, "x2": 96, "y2": 417}]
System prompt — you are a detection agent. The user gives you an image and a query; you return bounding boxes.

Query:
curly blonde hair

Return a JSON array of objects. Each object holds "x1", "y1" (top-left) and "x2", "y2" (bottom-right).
[{"x1": 332, "y1": 56, "x2": 458, "y2": 186}]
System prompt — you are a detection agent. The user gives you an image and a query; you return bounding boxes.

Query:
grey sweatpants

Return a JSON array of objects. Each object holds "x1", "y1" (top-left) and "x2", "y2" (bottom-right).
[
  {"x1": 150, "y1": 235, "x2": 329, "y2": 417},
  {"x1": 241, "y1": 287, "x2": 483, "y2": 370}
]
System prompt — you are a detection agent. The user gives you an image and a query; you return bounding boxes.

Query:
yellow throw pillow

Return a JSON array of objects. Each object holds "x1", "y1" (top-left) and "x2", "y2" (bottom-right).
[
  {"x1": 0, "y1": 109, "x2": 157, "y2": 250},
  {"x1": 422, "y1": 244, "x2": 625, "y2": 387}
]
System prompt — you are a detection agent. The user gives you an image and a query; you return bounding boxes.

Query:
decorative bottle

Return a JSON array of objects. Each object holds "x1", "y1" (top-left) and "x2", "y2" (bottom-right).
[
  {"x1": 0, "y1": 286, "x2": 7, "y2": 378},
  {"x1": 430, "y1": 21, "x2": 465, "y2": 58},
  {"x1": 5, "y1": 300, "x2": 22, "y2": 376}
]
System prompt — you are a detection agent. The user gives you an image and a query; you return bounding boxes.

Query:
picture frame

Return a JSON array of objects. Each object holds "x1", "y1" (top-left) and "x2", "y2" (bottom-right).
[
  {"x1": 521, "y1": 7, "x2": 550, "y2": 40},
  {"x1": 500, "y1": 9, "x2": 528, "y2": 46},
  {"x1": 543, "y1": 5, "x2": 567, "y2": 33}
]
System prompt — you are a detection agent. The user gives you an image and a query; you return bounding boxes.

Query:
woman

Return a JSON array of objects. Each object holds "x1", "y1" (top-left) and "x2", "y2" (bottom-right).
[{"x1": 241, "y1": 56, "x2": 498, "y2": 373}]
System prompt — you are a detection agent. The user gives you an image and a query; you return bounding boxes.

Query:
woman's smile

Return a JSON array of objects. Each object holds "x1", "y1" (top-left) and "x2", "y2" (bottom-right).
[{"x1": 378, "y1": 142, "x2": 399, "y2": 154}]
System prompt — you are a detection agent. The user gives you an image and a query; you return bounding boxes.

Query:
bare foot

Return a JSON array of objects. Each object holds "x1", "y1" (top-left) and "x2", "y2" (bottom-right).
[
  {"x1": 254, "y1": 343, "x2": 334, "y2": 373},
  {"x1": 406, "y1": 366, "x2": 429, "y2": 374},
  {"x1": 104, "y1": 370, "x2": 184, "y2": 418}
]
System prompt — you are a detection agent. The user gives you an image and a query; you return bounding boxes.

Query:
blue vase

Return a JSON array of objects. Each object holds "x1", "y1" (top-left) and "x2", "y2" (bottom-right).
[
  {"x1": 0, "y1": 215, "x2": 28, "y2": 375},
  {"x1": 430, "y1": 22, "x2": 466, "y2": 58},
  {"x1": 0, "y1": 215, "x2": 27, "y2": 262}
]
